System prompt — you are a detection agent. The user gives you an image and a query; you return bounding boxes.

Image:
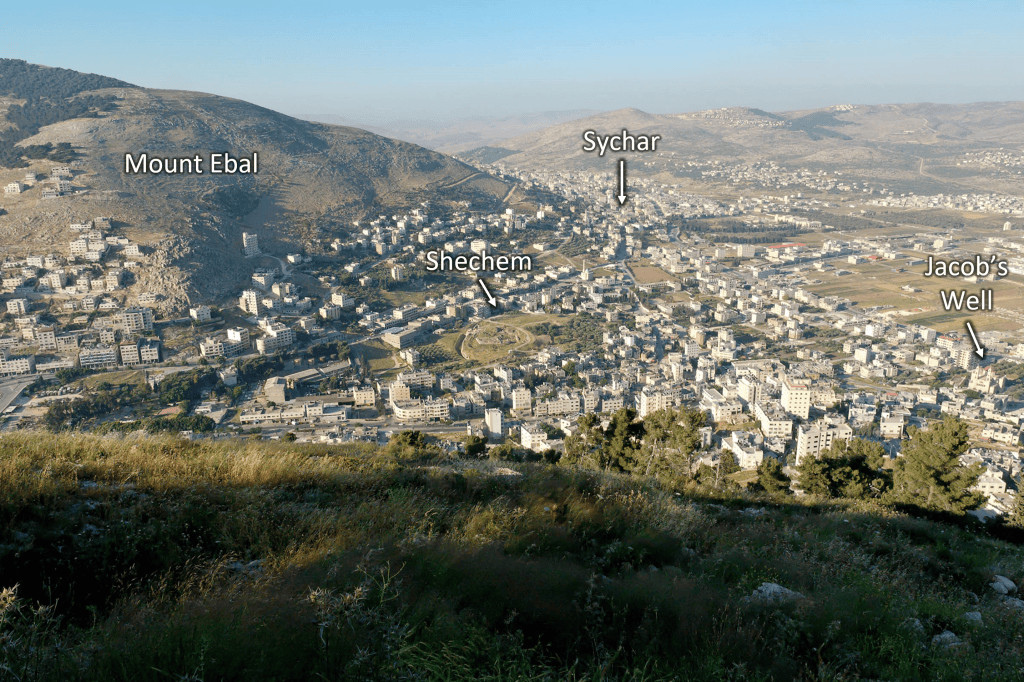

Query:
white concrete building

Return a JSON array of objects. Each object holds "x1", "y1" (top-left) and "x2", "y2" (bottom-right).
[
  {"x1": 242, "y1": 232, "x2": 260, "y2": 257},
  {"x1": 484, "y1": 408, "x2": 503, "y2": 440},
  {"x1": 781, "y1": 376, "x2": 811, "y2": 420},
  {"x1": 190, "y1": 305, "x2": 212, "y2": 322},
  {"x1": 795, "y1": 419, "x2": 854, "y2": 464}
]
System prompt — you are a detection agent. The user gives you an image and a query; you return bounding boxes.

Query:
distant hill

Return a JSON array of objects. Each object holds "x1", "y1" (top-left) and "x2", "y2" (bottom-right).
[
  {"x1": 0, "y1": 60, "x2": 514, "y2": 310},
  {"x1": 304, "y1": 109, "x2": 602, "y2": 153},
  {"x1": 458, "y1": 146, "x2": 521, "y2": 165},
  {"x1": 464, "y1": 102, "x2": 1024, "y2": 194}
]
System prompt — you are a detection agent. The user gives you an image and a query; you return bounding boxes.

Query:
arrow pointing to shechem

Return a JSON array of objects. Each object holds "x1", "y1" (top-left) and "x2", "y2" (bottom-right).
[
  {"x1": 477, "y1": 278, "x2": 497, "y2": 307},
  {"x1": 965, "y1": 321, "x2": 985, "y2": 358},
  {"x1": 616, "y1": 159, "x2": 627, "y2": 206}
]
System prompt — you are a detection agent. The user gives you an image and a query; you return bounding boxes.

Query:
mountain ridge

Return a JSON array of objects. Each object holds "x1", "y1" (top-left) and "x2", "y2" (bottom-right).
[
  {"x1": 460, "y1": 102, "x2": 1024, "y2": 182},
  {"x1": 0, "y1": 61, "x2": 514, "y2": 311}
]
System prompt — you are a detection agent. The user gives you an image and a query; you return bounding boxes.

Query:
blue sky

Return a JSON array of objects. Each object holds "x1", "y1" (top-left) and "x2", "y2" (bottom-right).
[{"x1": 3, "y1": 0, "x2": 1022, "y2": 123}]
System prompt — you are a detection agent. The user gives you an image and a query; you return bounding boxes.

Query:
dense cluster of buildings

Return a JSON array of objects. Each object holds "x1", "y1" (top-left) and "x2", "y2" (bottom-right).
[{"x1": 4, "y1": 157, "x2": 1024, "y2": 520}]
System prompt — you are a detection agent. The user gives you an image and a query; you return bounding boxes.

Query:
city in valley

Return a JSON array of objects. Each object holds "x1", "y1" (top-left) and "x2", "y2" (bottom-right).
[
  {"x1": 4, "y1": 107, "x2": 1024, "y2": 522},
  {"x1": 3, "y1": 5, "x2": 1024, "y2": 675}
]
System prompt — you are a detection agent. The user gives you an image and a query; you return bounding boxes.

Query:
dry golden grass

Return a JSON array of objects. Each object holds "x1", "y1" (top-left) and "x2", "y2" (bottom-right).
[{"x1": 0, "y1": 432, "x2": 383, "y2": 505}]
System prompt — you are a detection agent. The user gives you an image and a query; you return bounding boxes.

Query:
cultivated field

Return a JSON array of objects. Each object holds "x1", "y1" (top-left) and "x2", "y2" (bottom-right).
[
  {"x1": 806, "y1": 257, "x2": 1024, "y2": 333},
  {"x1": 631, "y1": 265, "x2": 680, "y2": 283}
]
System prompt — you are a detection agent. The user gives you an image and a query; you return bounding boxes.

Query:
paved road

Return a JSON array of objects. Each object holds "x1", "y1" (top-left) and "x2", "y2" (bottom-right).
[
  {"x1": 0, "y1": 377, "x2": 35, "y2": 413},
  {"x1": 438, "y1": 172, "x2": 485, "y2": 189}
]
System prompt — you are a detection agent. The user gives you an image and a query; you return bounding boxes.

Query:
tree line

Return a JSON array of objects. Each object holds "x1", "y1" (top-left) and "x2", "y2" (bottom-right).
[
  {"x1": 0, "y1": 59, "x2": 134, "y2": 99},
  {"x1": 0, "y1": 59, "x2": 132, "y2": 168},
  {"x1": 487, "y1": 408, "x2": 996, "y2": 521}
]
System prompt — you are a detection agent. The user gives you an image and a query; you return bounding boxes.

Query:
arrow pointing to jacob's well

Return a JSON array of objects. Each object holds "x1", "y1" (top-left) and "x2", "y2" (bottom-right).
[
  {"x1": 965, "y1": 321, "x2": 985, "y2": 359},
  {"x1": 477, "y1": 278, "x2": 497, "y2": 307},
  {"x1": 616, "y1": 159, "x2": 628, "y2": 206}
]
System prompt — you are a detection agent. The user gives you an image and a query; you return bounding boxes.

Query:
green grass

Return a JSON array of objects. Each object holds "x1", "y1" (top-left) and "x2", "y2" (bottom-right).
[{"x1": 0, "y1": 431, "x2": 1023, "y2": 681}]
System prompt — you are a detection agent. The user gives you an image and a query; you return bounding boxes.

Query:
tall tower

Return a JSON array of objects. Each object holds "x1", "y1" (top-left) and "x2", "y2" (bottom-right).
[
  {"x1": 484, "y1": 408, "x2": 503, "y2": 440},
  {"x1": 242, "y1": 232, "x2": 260, "y2": 258}
]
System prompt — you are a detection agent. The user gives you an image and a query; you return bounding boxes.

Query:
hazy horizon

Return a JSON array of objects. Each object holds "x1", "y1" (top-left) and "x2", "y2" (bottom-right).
[{"x1": 3, "y1": 0, "x2": 1023, "y2": 126}]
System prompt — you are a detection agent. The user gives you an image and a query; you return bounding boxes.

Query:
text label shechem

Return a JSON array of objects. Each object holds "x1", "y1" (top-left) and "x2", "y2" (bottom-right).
[{"x1": 424, "y1": 250, "x2": 532, "y2": 273}]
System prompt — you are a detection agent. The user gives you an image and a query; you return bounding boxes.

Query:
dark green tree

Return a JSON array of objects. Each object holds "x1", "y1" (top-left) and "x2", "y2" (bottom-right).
[
  {"x1": 796, "y1": 438, "x2": 891, "y2": 500},
  {"x1": 892, "y1": 417, "x2": 984, "y2": 514},
  {"x1": 638, "y1": 407, "x2": 707, "y2": 481},
  {"x1": 750, "y1": 457, "x2": 791, "y2": 495},
  {"x1": 693, "y1": 451, "x2": 740, "y2": 490},
  {"x1": 601, "y1": 407, "x2": 644, "y2": 472},
  {"x1": 795, "y1": 452, "x2": 832, "y2": 497},
  {"x1": 465, "y1": 434, "x2": 487, "y2": 458},
  {"x1": 385, "y1": 430, "x2": 444, "y2": 460},
  {"x1": 489, "y1": 440, "x2": 524, "y2": 462},
  {"x1": 561, "y1": 412, "x2": 604, "y2": 469},
  {"x1": 1005, "y1": 476, "x2": 1024, "y2": 529}
]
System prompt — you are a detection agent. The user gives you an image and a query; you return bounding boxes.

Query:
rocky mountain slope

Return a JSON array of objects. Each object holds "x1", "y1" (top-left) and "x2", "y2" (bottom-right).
[{"x1": 0, "y1": 60, "x2": 512, "y2": 311}]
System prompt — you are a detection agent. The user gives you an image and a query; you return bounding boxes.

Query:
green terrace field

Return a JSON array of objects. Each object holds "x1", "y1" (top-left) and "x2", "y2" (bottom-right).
[{"x1": 1, "y1": 431, "x2": 1024, "y2": 681}]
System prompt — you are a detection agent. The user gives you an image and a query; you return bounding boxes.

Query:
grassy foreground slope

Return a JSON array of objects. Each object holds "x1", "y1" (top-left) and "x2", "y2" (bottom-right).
[{"x1": 1, "y1": 432, "x2": 1024, "y2": 681}]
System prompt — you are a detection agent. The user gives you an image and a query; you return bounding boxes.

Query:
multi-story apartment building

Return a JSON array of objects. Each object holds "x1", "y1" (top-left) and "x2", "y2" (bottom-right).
[
  {"x1": 121, "y1": 307, "x2": 154, "y2": 333},
  {"x1": 639, "y1": 389, "x2": 674, "y2": 418},
  {"x1": 190, "y1": 305, "x2": 212, "y2": 322},
  {"x1": 795, "y1": 419, "x2": 854, "y2": 464},
  {"x1": 396, "y1": 370, "x2": 434, "y2": 391},
  {"x1": 484, "y1": 408, "x2": 503, "y2": 439},
  {"x1": 242, "y1": 232, "x2": 260, "y2": 257},
  {"x1": 754, "y1": 401, "x2": 794, "y2": 439},
  {"x1": 35, "y1": 327, "x2": 56, "y2": 351},
  {"x1": 0, "y1": 351, "x2": 35, "y2": 375},
  {"x1": 352, "y1": 387, "x2": 376, "y2": 407},
  {"x1": 239, "y1": 290, "x2": 262, "y2": 315},
  {"x1": 120, "y1": 338, "x2": 161, "y2": 365},
  {"x1": 6, "y1": 299, "x2": 27, "y2": 315},
  {"x1": 520, "y1": 423, "x2": 548, "y2": 451},
  {"x1": 254, "y1": 323, "x2": 293, "y2": 355},
  {"x1": 510, "y1": 386, "x2": 532, "y2": 412},
  {"x1": 781, "y1": 376, "x2": 811, "y2": 419},
  {"x1": 392, "y1": 398, "x2": 451, "y2": 422},
  {"x1": 78, "y1": 345, "x2": 120, "y2": 370}
]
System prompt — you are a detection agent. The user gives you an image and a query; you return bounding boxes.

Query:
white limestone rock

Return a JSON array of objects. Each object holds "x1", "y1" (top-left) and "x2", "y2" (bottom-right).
[
  {"x1": 931, "y1": 630, "x2": 962, "y2": 648},
  {"x1": 747, "y1": 582, "x2": 805, "y2": 604},
  {"x1": 990, "y1": 575, "x2": 1017, "y2": 595}
]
